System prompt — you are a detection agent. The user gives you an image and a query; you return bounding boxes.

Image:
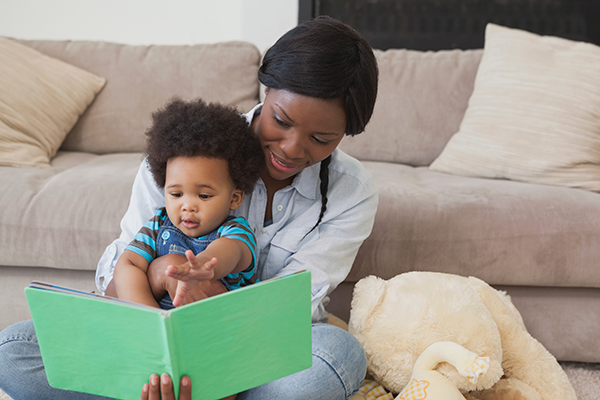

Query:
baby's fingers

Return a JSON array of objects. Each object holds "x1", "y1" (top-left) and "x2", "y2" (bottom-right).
[
  {"x1": 185, "y1": 250, "x2": 216, "y2": 270},
  {"x1": 165, "y1": 263, "x2": 190, "y2": 279},
  {"x1": 203, "y1": 257, "x2": 218, "y2": 271},
  {"x1": 172, "y1": 283, "x2": 190, "y2": 308}
]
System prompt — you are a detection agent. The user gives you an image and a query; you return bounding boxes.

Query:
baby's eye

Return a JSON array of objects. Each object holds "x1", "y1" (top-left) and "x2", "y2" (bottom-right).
[
  {"x1": 199, "y1": 194, "x2": 211, "y2": 199},
  {"x1": 170, "y1": 192, "x2": 182, "y2": 198}
]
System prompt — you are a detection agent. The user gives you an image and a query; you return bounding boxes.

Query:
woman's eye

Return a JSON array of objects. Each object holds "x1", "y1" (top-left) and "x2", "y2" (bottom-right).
[
  {"x1": 273, "y1": 116, "x2": 290, "y2": 127},
  {"x1": 313, "y1": 136, "x2": 329, "y2": 145}
]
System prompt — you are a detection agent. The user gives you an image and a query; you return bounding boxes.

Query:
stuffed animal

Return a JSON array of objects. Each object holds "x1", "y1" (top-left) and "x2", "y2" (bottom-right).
[{"x1": 347, "y1": 272, "x2": 576, "y2": 400}]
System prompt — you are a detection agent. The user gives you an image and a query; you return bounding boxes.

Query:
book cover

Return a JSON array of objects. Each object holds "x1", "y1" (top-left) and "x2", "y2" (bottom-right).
[{"x1": 26, "y1": 270, "x2": 312, "y2": 400}]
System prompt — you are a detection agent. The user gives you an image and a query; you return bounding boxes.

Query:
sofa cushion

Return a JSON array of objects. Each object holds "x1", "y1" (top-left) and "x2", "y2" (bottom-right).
[
  {"x1": 18, "y1": 40, "x2": 262, "y2": 154},
  {"x1": 339, "y1": 48, "x2": 482, "y2": 166},
  {"x1": 0, "y1": 152, "x2": 141, "y2": 271},
  {"x1": 430, "y1": 24, "x2": 600, "y2": 192},
  {"x1": 350, "y1": 162, "x2": 600, "y2": 289},
  {"x1": 0, "y1": 37, "x2": 106, "y2": 168}
]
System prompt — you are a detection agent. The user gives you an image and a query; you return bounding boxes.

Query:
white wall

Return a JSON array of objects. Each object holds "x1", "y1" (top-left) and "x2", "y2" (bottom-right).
[{"x1": 0, "y1": 0, "x2": 298, "y2": 51}]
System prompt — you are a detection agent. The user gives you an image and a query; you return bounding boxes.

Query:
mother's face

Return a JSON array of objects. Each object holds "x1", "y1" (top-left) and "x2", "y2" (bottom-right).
[{"x1": 253, "y1": 88, "x2": 347, "y2": 183}]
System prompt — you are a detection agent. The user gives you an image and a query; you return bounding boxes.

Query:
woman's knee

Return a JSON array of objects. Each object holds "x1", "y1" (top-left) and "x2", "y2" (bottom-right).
[
  {"x1": 237, "y1": 323, "x2": 366, "y2": 400},
  {"x1": 0, "y1": 319, "x2": 40, "y2": 365},
  {"x1": 0, "y1": 320, "x2": 38, "y2": 350},
  {"x1": 0, "y1": 320, "x2": 43, "y2": 392},
  {"x1": 312, "y1": 323, "x2": 367, "y2": 397}
]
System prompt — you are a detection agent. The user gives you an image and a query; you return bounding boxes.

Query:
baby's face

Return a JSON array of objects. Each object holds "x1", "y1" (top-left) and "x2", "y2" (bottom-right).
[{"x1": 164, "y1": 156, "x2": 242, "y2": 238}]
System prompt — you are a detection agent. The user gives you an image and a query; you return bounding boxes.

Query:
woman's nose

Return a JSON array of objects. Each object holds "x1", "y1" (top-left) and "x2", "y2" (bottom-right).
[{"x1": 280, "y1": 131, "x2": 306, "y2": 159}]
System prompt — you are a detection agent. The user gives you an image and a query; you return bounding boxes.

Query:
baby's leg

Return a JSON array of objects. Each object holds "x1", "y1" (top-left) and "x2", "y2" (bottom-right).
[{"x1": 147, "y1": 254, "x2": 187, "y2": 301}]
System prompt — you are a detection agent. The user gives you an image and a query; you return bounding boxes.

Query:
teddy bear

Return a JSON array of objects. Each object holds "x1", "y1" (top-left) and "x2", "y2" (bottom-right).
[{"x1": 347, "y1": 271, "x2": 576, "y2": 400}]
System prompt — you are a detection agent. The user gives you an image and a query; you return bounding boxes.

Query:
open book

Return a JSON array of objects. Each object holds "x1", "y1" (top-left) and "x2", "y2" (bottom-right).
[{"x1": 26, "y1": 270, "x2": 312, "y2": 400}]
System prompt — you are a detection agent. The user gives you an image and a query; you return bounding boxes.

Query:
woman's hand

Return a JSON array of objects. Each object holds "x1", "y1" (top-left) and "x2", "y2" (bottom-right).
[{"x1": 141, "y1": 373, "x2": 191, "y2": 400}]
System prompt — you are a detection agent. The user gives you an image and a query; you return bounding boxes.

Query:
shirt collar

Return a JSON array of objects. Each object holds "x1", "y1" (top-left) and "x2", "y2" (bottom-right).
[
  {"x1": 243, "y1": 103, "x2": 262, "y2": 124},
  {"x1": 290, "y1": 163, "x2": 320, "y2": 200}
]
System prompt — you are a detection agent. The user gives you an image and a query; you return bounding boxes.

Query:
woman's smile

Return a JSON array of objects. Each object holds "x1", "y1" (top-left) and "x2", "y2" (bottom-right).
[{"x1": 269, "y1": 150, "x2": 304, "y2": 174}]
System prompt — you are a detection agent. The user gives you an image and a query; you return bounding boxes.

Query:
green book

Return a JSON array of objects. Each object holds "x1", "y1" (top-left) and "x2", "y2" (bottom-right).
[{"x1": 25, "y1": 270, "x2": 312, "y2": 400}]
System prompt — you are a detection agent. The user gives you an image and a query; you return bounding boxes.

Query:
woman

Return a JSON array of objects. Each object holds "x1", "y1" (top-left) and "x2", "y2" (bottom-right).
[{"x1": 0, "y1": 16, "x2": 379, "y2": 400}]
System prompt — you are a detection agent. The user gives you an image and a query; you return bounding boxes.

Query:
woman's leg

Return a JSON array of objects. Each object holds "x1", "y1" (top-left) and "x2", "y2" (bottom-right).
[
  {"x1": 237, "y1": 323, "x2": 367, "y2": 400},
  {"x1": 0, "y1": 320, "x2": 114, "y2": 400}
]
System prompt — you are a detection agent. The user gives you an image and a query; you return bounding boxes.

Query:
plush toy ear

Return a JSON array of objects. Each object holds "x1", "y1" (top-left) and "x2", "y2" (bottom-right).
[{"x1": 348, "y1": 275, "x2": 387, "y2": 335}]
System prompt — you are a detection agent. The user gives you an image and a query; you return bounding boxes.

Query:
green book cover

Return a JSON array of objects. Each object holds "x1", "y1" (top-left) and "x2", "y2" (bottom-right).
[{"x1": 25, "y1": 270, "x2": 312, "y2": 400}]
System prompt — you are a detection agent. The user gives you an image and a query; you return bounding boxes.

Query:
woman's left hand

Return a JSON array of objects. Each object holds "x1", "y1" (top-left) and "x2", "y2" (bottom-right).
[{"x1": 141, "y1": 373, "x2": 191, "y2": 400}]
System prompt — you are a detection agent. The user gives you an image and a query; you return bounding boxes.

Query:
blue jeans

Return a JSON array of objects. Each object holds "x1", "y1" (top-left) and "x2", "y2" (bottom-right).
[{"x1": 0, "y1": 320, "x2": 366, "y2": 400}]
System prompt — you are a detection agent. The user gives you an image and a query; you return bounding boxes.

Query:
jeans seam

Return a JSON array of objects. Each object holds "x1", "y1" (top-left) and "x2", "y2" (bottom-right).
[
  {"x1": 0, "y1": 334, "x2": 36, "y2": 347},
  {"x1": 313, "y1": 352, "x2": 352, "y2": 399}
]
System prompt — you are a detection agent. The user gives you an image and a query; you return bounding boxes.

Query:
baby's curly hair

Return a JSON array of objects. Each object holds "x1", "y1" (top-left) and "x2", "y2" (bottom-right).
[{"x1": 145, "y1": 97, "x2": 263, "y2": 193}]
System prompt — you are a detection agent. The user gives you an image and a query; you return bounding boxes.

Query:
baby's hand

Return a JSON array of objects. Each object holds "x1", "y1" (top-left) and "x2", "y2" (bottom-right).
[
  {"x1": 166, "y1": 250, "x2": 216, "y2": 281},
  {"x1": 166, "y1": 250, "x2": 217, "y2": 307}
]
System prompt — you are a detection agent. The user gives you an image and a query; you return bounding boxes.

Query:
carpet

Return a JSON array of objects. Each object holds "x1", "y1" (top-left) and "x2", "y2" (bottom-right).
[
  {"x1": 1, "y1": 363, "x2": 599, "y2": 399},
  {"x1": 560, "y1": 361, "x2": 600, "y2": 400}
]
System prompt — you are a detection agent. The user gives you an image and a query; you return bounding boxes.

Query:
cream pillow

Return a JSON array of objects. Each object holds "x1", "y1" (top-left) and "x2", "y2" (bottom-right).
[
  {"x1": 429, "y1": 24, "x2": 600, "y2": 192},
  {"x1": 0, "y1": 37, "x2": 106, "y2": 167}
]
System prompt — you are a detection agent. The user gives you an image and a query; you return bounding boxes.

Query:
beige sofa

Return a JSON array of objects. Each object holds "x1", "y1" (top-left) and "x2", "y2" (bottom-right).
[{"x1": 1, "y1": 30, "x2": 599, "y2": 364}]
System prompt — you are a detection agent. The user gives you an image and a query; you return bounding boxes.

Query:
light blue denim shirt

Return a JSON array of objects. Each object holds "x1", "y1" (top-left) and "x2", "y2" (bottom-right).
[{"x1": 96, "y1": 104, "x2": 379, "y2": 322}]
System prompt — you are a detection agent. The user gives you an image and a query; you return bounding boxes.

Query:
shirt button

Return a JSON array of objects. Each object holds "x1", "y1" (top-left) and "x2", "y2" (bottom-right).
[
  {"x1": 261, "y1": 227, "x2": 267, "y2": 234},
  {"x1": 277, "y1": 205, "x2": 283, "y2": 212}
]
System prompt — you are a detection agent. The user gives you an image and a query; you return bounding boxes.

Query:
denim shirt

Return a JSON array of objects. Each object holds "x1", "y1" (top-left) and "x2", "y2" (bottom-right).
[{"x1": 96, "y1": 104, "x2": 379, "y2": 322}]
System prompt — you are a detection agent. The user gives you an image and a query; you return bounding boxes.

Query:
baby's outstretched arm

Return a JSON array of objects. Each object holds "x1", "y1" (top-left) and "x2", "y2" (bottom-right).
[{"x1": 166, "y1": 238, "x2": 252, "y2": 307}]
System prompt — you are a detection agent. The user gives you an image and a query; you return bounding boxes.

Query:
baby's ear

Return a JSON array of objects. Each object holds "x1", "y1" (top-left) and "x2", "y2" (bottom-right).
[{"x1": 230, "y1": 189, "x2": 244, "y2": 210}]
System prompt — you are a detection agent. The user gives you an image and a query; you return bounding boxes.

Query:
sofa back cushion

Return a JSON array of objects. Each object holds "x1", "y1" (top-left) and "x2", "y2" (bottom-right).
[
  {"x1": 19, "y1": 40, "x2": 261, "y2": 154},
  {"x1": 340, "y1": 48, "x2": 482, "y2": 167}
]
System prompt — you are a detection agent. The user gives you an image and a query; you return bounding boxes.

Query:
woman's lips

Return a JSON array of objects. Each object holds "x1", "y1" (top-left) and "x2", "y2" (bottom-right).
[{"x1": 270, "y1": 151, "x2": 301, "y2": 174}]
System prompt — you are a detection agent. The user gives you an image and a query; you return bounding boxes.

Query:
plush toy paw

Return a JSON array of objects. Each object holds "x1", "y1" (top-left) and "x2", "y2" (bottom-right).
[
  {"x1": 393, "y1": 342, "x2": 488, "y2": 400},
  {"x1": 461, "y1": 356, "x2": 491, "y2": 384},
  {"x1": 358, "y1": 379, "x2": 395, "y2": 400},
  {"x1": 397, "y1": 379, "x2": 430, "y2": 400}
]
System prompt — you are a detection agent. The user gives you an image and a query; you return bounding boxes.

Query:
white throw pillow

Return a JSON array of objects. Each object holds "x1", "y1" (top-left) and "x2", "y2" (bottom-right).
[{"x1": 430, "y1": 24, "x2": 600, "y2": 193}]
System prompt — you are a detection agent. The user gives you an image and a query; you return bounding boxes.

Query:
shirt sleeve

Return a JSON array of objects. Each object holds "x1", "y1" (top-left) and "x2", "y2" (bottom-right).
[
  {"x1": 95, "y1": 158, "x2": 165, "y2": 293},
  {"x1": 124, "y1": 208, "x2": 166, "y2": 264},
  {"x1": 217, "y1": 217, "x2": 258, "y2": 271}
]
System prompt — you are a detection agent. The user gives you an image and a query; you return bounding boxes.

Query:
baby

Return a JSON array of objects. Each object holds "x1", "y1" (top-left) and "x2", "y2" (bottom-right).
[{"x1": 113, "y1": 97, "x2": 264, "y2": 309}]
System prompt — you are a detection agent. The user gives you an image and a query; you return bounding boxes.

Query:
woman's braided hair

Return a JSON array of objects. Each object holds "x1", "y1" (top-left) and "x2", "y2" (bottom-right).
[
  {"x1": 308, "y1": 155, "x2": 332, "y2": 236},
  {"x1": 259, "y1": 16, "x2": 379, "y2": 236}
]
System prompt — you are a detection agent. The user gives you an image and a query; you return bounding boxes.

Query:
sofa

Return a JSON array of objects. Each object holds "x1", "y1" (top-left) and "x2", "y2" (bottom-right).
[{"x1": 1, "y1": 23, "x2": 599, "y2": 365}]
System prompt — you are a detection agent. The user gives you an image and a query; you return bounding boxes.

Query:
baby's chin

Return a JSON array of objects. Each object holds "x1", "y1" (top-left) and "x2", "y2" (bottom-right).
[{"x1": 180, "y1": 228, "x2": 208, "y2": 238}]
